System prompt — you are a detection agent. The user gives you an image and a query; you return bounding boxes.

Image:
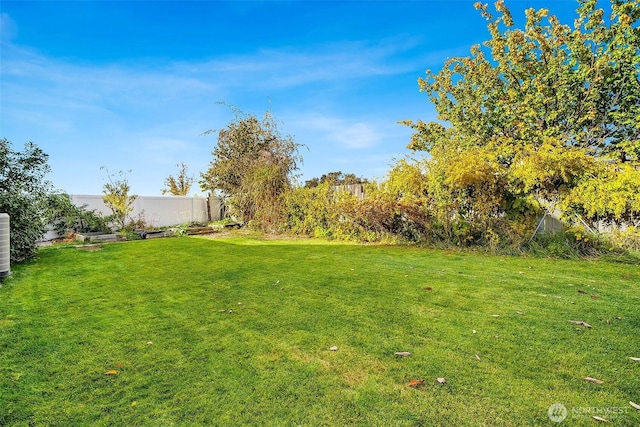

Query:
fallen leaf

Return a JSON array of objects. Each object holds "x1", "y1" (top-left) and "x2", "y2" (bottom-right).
[
  {"x1": 131, "y1": 401, "x2": 138, "y2": 407},
  {"x1": 105, "y1": 370, "x2": 118, "y2": 375},
  {"x1": 395, "y1": 351, "x2": 411, "y2": 357},
  {"x1": 538, "y1": 294, "x2": 547, "y2": 297},
  {"x1": 516, "y1": 311, "x2": 524, "y2": 315},
  {"x1": 475, "y1": 354, "x2": 481, "y2": 361},
  {"x1": 424, "y1": 286, "x2": 432, "y2": 291},
  {"x1": 570, "y1": 320, "x2": 592, "y2": 328},
  {"x1": 591, "y1": 295, "x2": 600, "y2": 299},
  {"x1": 436, "y1": 377, "x2": 446, "y2": 384},
  {"x1": 616, "y1": 316, "x2": 622, "y2": 320},
  {"x1": 630, "y1": 401, "x2": 640, "y2": 411},
  {"x1": 491, "y1": 314, "x2": 500, "y2": 317},
  {"x1": 116, "y1": 362, "x2": 123, "y2": 368},
  {"x1": 592, "y1": 415, "x2": 608, "y2": 422},
  {"x1": 330, "y1": 346, "x2": 338, "y2": 351},
  {"x1": 630, "y1": 357, "x2": 640, "y2": 361},
  {"x1": 518, "y1": 271, "x2": 525, "y2": 275},
  {"x1": 472, "y1": 330, "x2": 477, "y2": 334},
  {"x1": 408, "y1": 379, "x2": 425, "y2": 388},
  {"x1": 146, "y1": 341, "x2": 153, "y2": 345},
  {"x1": 584, "y1": 377, "x2": 604, "y2": 384},
  {"x1": 218, "y1": 309, "x2": 226, "y2": 313},
  {"x1": 578, "y1": 289, "x2": 587, "y2": 294}
]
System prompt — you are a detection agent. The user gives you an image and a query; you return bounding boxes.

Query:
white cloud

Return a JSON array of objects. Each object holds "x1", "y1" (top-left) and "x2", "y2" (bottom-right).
[
  {"x1": 294, "y1": 114, "x2": 382, "y2": 149},
  {"x1": 333, "y1": 122, "x2": 381, "y2": 149},
  {"x1": 167, "y1": 36, "x2": 434, "y2": 90}
]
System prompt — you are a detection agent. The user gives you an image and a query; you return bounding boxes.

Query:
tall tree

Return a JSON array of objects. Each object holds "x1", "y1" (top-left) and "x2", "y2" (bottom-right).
[
  {"x1": 402, "y1": 0, "x2": 639, "y2": 221},
  {"x1": 162, "y1": 163, "x2": 193, "y2": 196},
  {"x1": 200, "y1": 107, "x2": 302, "y2": 229}
]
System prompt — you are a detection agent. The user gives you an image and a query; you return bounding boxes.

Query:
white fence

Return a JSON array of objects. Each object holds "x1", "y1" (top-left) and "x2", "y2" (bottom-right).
[
  {"x1": 70, "y1": 194, "x2": 217, "y2": 228},
  {"x1": 42, "y1": 194, "x2": 226, "y2": 241}
]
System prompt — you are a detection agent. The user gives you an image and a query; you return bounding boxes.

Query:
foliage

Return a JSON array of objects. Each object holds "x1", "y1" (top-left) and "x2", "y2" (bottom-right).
[
  {"x1": 332, "y1": 191, "x2": 403, "y2": 243},
  {"x1": 563, "y1": 163, "x2": 640, "y2": 225},
  {"x1": 1, "y1": 238, "x2": 638, "y2": 425},
  {"x1": 283, "y1": 157, "x2": 537, "y2": 248},
  {"x1": 608, "y1": 226, "x2": 640, "y2": 252},
  {"x1": 304, "y1": 171, "x2": 367, "y2": 188},
  {"x1": 200, "y1": 105, "x2": 302, "y2": 230},
  {"x1": 101, "y1": 168, "x2": 137, "y2": 230},
  {"x1": 0, "y1": 139, "x2": 53, "y2": 263},
  {"x1": 404, "y1": 0, "x2": 639, "y2": 162},
  {"x1": 44, "y1": 193, "x2": 111, "y2": 236},
  {"x1": 127, "y1": 209, "x2": 150, "y2": 230},
  {"x1": 283, "y1": 182, "x2": 400, "y2": 242},
  {"x1": 399, "y1": 0, "x2": 640, "y2": 247},
  {"x1": 161, "y1": 163, "x2": 194, "y2": 196},
  {"x1": 171, "y1": 222, "x2": 191, "y2": 237},
  {"x1": 282, "y1": 182, "x2": 336, "y2": 237}
]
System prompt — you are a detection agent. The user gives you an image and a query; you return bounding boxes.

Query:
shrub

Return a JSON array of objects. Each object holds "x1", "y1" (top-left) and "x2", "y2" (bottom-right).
[
  {"x1": 0, "y1": 139, "x2": 53, "y2": 263},
  {"x1": 101, "y1": 168, "x2": 137, "y2": 230},
  {"x1": 45, "y1": 193, "x2": 110, "y2": 236}
]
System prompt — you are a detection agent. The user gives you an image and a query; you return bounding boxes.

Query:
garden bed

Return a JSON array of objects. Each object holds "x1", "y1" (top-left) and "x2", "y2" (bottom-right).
[{"x1": 74, "y1": 225, "x2": 227, "y2": 243}]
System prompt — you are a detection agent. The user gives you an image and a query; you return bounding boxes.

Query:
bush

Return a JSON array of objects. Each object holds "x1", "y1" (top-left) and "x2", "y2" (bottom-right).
[
  {"x1": 45, "y1": 193, "x2": 111, "y2": 236},
  {"x1": 101, "y1": 168, "x2": 137, "y2": 230},
  {"x1": 608, "y1": 227, "x2": 640, "y2": 252},
  {"x1": 282, "y1": 183, "x2": 335, "y2": 236},
  {"x1": 0, "y1": 139, "x2": 53, "y2": 263}
]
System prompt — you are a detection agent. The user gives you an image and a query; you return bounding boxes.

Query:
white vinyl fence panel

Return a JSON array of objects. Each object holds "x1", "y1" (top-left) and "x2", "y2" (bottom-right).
[{"x1": 70, "y1": 195, "x2": 219, "y2": 228}]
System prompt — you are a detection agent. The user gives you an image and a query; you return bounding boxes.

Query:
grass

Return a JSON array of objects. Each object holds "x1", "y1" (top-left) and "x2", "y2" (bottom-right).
[{"x1": 1, "y1": 236, "x2": 639, "y2": 426}]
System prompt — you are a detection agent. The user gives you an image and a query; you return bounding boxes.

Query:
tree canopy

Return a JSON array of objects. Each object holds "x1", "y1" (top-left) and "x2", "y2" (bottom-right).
[
  {"x1": 402, "y1": 0, "x2": 640, "y2": 225},
  {"x1": 200, "y1": 107, "x2": 302, "y2": 229},
  {"x1": 304, "y1": 171, "x2": 367, "y2": 188}
]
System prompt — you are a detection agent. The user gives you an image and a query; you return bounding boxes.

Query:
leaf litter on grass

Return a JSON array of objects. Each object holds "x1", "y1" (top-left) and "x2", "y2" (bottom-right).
[
  {"x1": 570, "y1": 320, "x2": 592, "y2": 328},
  {"x1": 407, "y1": 379, "x2": 425, "y2": 388}
]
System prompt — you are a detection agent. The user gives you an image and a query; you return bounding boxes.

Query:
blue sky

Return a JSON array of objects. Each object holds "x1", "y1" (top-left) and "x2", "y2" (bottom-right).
[{"x1": 1, "y1": 0, "x2": 580, "y2": 196}]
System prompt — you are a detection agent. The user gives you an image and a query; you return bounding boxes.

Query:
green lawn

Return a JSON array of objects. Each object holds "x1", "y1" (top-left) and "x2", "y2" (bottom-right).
[{"x1": 1, "y1": 236, "x2": 639, "y2": 426}]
